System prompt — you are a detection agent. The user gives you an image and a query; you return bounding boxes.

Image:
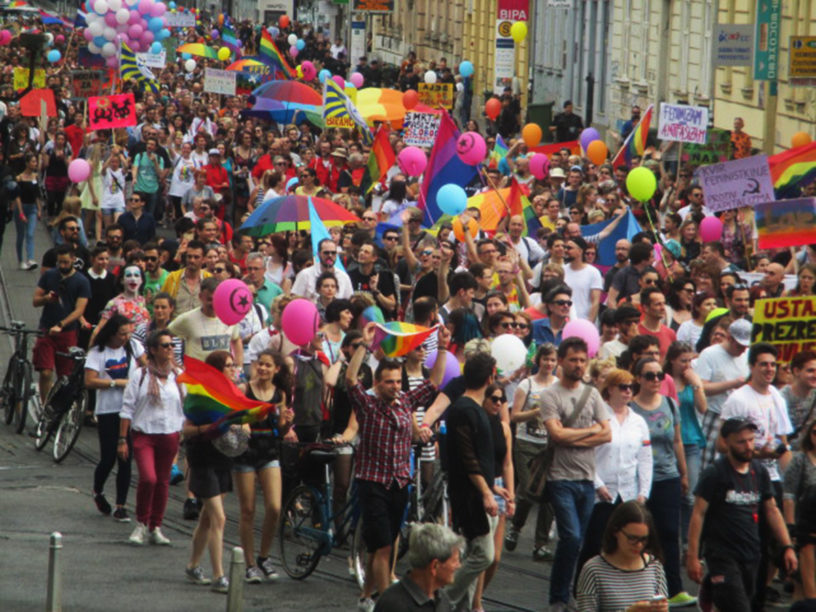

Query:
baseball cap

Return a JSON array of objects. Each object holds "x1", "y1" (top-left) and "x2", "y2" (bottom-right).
[
  {"x1": 570, "y1": 165, "x2": 584, "y2": 174},
  {"x1": 720, "y1": 417, "x2": 758, "y2": 438},
  {"x1": 549, "y1": 167, "x2": 566, "y2": 179},
  {"x1": 208, "y1": 148, "x2": 220, "y2": 156},
  {"x1": 728, "y1": 318, "x2": 752, "y2": 347}
]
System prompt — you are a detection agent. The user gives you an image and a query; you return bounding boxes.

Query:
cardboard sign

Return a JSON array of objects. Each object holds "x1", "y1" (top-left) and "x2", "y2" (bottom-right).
[
  {"x1": 71, "y1": 70, "x2": 105, "y2": 99},
  {"x1": 658, "y1": 103, "x2": 709, "y2": 144},
  {"x1": 403, "y1": 111, "x2": 441, "y2": 147},
  {"x1": 88, "y1": 94, "x2": 137, "y2": 130},
  {"x1": 13, "y1": 67, "x2": 45, "y2": 91},
  {"x1": 752, "y1": 296, "x2": 816, "y2": 363},
  {"x1": 203, "y1": 68, "x2": 236, "y2": 95},
  {"x1": 325, "y1": 115, "x2": 355, "y2": 128},
  {"x1": 697, "y1": 154, "x2": 774, "y2": 212},
  {"x1": 137, "y1": 50, "x2": 166, "y2": 69},
  {"x1": 755, "y1": 197, "x2": 816, "y2": 249},
  {"x1": 418, "y1": 83, "x2": 454, "y2": 110},
  {"x1": 683, "y1": 128, "x2": 732, "y2": 166},
  {"x1": 165, "y1": 12, "x2": 195, "y2": 27}
]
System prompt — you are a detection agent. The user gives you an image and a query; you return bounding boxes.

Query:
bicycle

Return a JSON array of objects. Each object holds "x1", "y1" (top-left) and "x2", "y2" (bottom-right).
[
  {"x1": 33, "y1": 346, "x2": 87, "y2": 463},
  {"x1": 278, "y1": 442, "x2": 366, "y2": 583},
  {"x1": 0, "y1": 321, "x2": 43, "y2": 434}
]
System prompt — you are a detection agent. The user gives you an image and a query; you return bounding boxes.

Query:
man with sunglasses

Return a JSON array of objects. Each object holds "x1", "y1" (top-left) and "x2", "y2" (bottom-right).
[
  {"x1": 141, "y1": 243, "x2": 168, "y2": 313},
  {"x1": 118, "y1": 194, "x2": 156, "y2": 246},
  {"x1": 532, "y1": 285, "x2": 572, "y2": 347},
  {"x1": 41, "y1": 215, "x2": 91, "y2": 275},
  {"x1": 291, "y1": 238, "x2": 353, "y2": 301}
]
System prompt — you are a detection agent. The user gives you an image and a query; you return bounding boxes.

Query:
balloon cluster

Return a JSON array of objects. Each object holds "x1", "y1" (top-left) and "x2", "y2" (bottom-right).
[
  {"x1": 81, "y1": 0, "x2": 171, "y2": 67},
  {"x1": 579, "y1": 128, "x2": 608, "y2": 166},
  {"x1": 0, "y1": 29, "x2": 12, "y2": 46}
]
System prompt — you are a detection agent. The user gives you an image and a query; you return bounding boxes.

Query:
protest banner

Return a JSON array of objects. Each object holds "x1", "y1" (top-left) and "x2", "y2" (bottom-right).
[
  {"x1": 683, "y1": 128, "x2": 732, "y2": 166},
  {"x1": 417, "y1": 83, "x2": 454, "y2": 109},
  {"x1": 165, "y1": 12, "x2": 195, "y2": 27},
  {"x1": 137, "y1": 50, "x2": 166, "y2": 69},
  {"x1": 697, "y1": 154, "x2": 775, "y2": 212},
  {"x1": 71, "y1": 70, "x2": 104, "y2": 99},
  {"x1": 752, "y1": 296, "x2": 816, "y2": 363},
  {"x1": 203, "y1": 68, "x2": 236, "y2": 95},
  {"x1": 13, "y1": 67, "x2": 45, "y2": 91},
  {"x1": 325, "y1": 115, "x2": 355, "y2": 128},
  {"x1": 530, "y1": 140, "x2": 581, "y2": 157},
  {"x1": 755, "y1": 197, "x2": 816, "y2": 249},
  {"x1": 658, "y1": 103, "x2": 709, "y2": 144},
  {"x1": 403, "y1": 111, "x2": 441, "y2": 147},
  {"x1": 88, "y1": 93, "x2": 137, "y2": 130}
]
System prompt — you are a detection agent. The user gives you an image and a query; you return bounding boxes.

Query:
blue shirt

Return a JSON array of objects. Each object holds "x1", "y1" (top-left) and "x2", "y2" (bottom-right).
[{"x1": 531, "y1": 317, "x2": 564, "y2": 347}]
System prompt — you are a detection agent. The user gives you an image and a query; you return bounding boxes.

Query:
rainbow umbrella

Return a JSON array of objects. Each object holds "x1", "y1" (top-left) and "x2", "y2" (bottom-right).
[
  {"x1": 239, "y1": 195, "x2": 360, "y2": 236},
  {"x1": 226, "y1": 58, "x2": 265, "y2": 71},
  {"x1": 177, "y1": 43, "x2": 219, "y2": 60},
  {"x1": 356, "y1": 88, "x2": 440, "y2": 129},
  {"x1": 243, "y1": 80, "x2": 324, "y2": 125},
  {"x1": 252, "y1": 80, "x2": 322, "y2": 103}
]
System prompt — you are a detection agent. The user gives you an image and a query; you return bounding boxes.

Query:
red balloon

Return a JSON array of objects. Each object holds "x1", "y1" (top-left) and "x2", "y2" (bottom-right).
[
  {"x1": 403, "y1": 89, "x2": 419, "y2": 110},
  {"x1": 279, "y1": 14, "x2": 290, "y2": 29},
  {"x1": 485, "y1": 97, "x2": 501, "y2": 120}
]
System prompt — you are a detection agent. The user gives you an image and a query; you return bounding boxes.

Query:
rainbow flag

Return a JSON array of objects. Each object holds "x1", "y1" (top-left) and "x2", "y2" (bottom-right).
[
  {"x1": 508, "y1": 179, "x2": 541, "y2": 237},
  {"x1": 220, "y1": 25, "x2": 241, "y2": 59},
  {"x1": 361, "y1": 128, "x2": 395, "y2": 194},
  {"x1": 755, "y1": 198, "x2": 816, "y2": 249},
  {"x1": 259, "y1": 29, "x2": 294, "y2": 78},
  {"x1": 488, "y1": 135, "x2": 509, "y2": 169},
  {"x1": 372, "y1": 322, "x2": 438, "y2": 357},
  {"x1": 178, "y1": 357, "x2": 277, "y2": 426},
  {"x1": 469, "y1": 187, "x2": 511, "y2": 232},
  {"x1": 612, "y1": 104, "x2": 653, "y2": 169},
  {"x1": 769, "y1": 142, "x2": 816, "y2": 199}
]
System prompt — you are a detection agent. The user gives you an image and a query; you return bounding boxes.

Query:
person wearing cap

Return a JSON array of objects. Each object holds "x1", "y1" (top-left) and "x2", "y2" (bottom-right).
[
  {"x1": 695, "y1": 283, "x2": 751, "y2": 353},
  {"x1": 687, "y1": 415, "x2": 797, "y2": 612},
  {"x1": 549, "y1": 167, "x2": 566, "y2": 192},
  {"x1": 599, "y1": 304, "x2": 642, "y2": 361}
]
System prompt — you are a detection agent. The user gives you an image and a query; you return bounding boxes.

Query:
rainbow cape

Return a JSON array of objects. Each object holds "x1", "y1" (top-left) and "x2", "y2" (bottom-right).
[
  {"x1": 178, "y1": 357, "x2": 277, "y2": 426},
  {"x1": 768, "y1": 142, "x2": 816, "y2": 199},
  {"x1": 372, "y1": 322, "x2": 437, "y2": 357},
  {"x1": 361, "y1": 128, "x2": 395, "y2": 194},
  {"x1": 612, "y1": 104, "x2": 653, "y2": 169},
  {"x1": 259, "y1": 29, "x2": 295, "y2": 78}
]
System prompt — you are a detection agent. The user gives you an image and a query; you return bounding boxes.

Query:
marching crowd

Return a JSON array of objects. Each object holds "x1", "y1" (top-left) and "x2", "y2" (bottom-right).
[{"x1": 2, "y1": 11, "x2": 816, "y2": 612}]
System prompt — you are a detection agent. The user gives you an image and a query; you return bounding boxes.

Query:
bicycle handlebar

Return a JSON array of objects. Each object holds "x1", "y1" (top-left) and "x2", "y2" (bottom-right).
[
  {"x1": 55, "y1": 350, "x2": 86, "y2": 360},
  {"x1": 0, "y1": 326, "x2": 43, "y2": 336}
]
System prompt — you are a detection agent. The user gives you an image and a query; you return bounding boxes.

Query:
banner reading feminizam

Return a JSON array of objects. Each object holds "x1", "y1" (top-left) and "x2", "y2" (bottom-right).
[
  {"x1": 697, "y1": 154, "x2": 775, "y2": 212},
  {"x1": 88, "y1": 94, "x2": 137, "y2": 130},
  {"x1": 752, "y1": 296, "x2": 816, "y2": 363},
  {"x1": 657, "y1": 103, "x2": 709, "y2": 144},
  {"x1": 755, "y1": 197, "x2": 816, "y2": 249}
]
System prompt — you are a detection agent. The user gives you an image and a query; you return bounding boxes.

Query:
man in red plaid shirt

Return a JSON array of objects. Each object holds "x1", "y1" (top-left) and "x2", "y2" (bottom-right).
[{"x1": 346, "y1": 323, "x2": 451, "y2": 612}]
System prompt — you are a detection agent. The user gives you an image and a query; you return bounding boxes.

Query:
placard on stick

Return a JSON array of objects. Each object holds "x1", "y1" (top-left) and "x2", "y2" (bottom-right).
[
  {"x1": 204, "y1": 68, "x2": 236, "y2": 96},
  {"x1": 88, "y1": 94, "x2": 137, "y2": 129}
]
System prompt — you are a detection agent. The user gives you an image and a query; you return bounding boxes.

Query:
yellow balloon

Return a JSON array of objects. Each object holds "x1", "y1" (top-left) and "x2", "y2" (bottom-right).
[
  {"x1": 217, "y1": 47, "x2": 230, "y2": 61},
  {"x1": 510, "y1": 21, "x2": 527, "y2": 43}
]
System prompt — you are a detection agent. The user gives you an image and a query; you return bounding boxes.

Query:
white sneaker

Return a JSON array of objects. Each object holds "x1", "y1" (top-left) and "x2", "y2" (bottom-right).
[
  {"x1": 358, "y1": 597, "x2": 375, "y2": 612},
  {"x1": 19, "y1": 262, "x2": 29, "y2": 271},
  {"x1": 27, "y1": 260, "x2": 38, "y2": 270},
  {"x1": 128, "y1": 523, "x2": 147, "y2": 545},
  {"x1": 149, "y1": 526, "x2": 171, "y2": 545}
]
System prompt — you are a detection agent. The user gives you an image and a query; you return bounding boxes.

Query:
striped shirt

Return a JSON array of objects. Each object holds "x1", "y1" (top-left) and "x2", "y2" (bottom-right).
[{"x1": 576, "y1": 554, "x2": 667, "y2": 612}]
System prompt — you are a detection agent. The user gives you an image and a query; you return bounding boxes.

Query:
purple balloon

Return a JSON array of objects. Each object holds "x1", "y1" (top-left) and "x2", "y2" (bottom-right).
[
  {"x1": 211, "y1": 28, "x2": 219, "y2": 39},
  {"x1": 440, "y1": 352, "x2": 461, "y2": 388},
  {"x1": 579, "y1": 127, "x2": 601, "y2": 152}
]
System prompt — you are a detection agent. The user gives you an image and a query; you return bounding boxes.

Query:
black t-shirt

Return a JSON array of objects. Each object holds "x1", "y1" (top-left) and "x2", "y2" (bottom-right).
[
  {"x1": 695, "y1": 457, "x2": 774, "y2": 562},
  {"x1": 551, "y1": 111, "x2": 584, "y2": 142},
  {"x1": 37, "y1": 269, "x2": 92, "y2": 331},
  {"x1": 610, "y1": 265, "x2": 641, "y2": 302},
  {"x1": 330, "y1": 362, "x2": 373, "y2": 437},
  {"x1": 349, "y1": 266, "x2": 397, "y2": 317},
  {"x1": 42, "y1": 244, "x2": 91, "y2": 274}
]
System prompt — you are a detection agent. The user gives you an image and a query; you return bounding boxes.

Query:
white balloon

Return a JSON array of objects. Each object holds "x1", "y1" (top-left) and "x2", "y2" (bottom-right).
[
  {"x1": 115, "y1": 8, "x2": 130, "y2": 24},
  {"x1": 88, "y1": 41, "x2": 101, "y2": 54},
  {"x1": 45, "y1": 32, "x2": 54, "y2": 43},
  {"x1": 101, "y1": 42, "x2": 116, "y2": 57},
  {"x1": 490, "y1": 334, "x2": 527, "y2": 373},
  {"x1": 424, "y1": 70, "x2": 437, "y2": 84},
  {"x1": 88, "y1": 21, "x2": 104, "y2": 37},
  {"x1": 287, "y1": 34, "x2": 297, "y2": 46},
  {"x1": 94, "y1": 0, "x2": 109, "y2": 14},
  {"x1": 184, "y1": 58, "x2": 196, "y2": 72},
  {"x1": 108, "y1": 0, "x2": 122, "y2": 11},
  {"x1": 103, "y1": 26, "x2": 116, "y2": 40}
]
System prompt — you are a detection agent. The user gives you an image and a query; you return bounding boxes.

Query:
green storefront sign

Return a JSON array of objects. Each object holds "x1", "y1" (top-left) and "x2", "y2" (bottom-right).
[{"x1": 754, "y1": 0, "x2": 781, "y2": 80}]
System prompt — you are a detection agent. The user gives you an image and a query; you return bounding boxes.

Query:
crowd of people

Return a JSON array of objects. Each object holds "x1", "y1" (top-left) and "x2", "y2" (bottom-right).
[{"x1": 3, "y1": 9, "x2": 816, "y2": 612}]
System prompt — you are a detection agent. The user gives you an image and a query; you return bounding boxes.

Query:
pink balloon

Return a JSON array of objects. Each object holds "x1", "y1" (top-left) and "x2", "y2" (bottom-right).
[
  {"x1": 699, "y1": 216, "x2": 724, "y2": 243},
  {"x1": 300, "y1": 60, "x2": 316, "y2": 80},
  {"x1": 83, "y1": 28, "x2": 95, "y2": 41},
  {"x1": 140, "y1": 30, "x2": 154, "y2": 44},
  {"x1": 397, "y1": 146, "x2": 427, "y2": 176},
  {"x1": 105, "y1": 12, "x2": 118, "y2": 27},
  {"x1": 68, "y1": 159, "x2": 91, "y2": 183},
  {"x1": 332, "y1": 75, "x2": 345, "y2": 89},
  {"x1": 281, "y1": 299, "x2": 320, "y2": 346},
  {"x1": 138, "y1": 0, "x2": 153, "y2": 14},
  {"x1": 289, "y1": 45, "x2": 298, "y2": 58},
  {"x1": 212, "y1": 279, "x2": 253, "y2": 326},
  {"x1": 55, "y1": 34, "x2": 65, "y2": 44},
  {"x1": 149, "y1": 2, "x2": 166, "y2": 17},
  {"x1": 529, "y1": 153, "x2": 550, "y2": 180},
  {"x1": 105, "y1": 55, "x2": 119, "y2": 68},
  {"x1": 562, "y1": 319, "x2": 601, "y2": 358},
  {"x1": 654, "y1": 243, "x2": 663, "y2": 262},
  {"x1": 350, "y1": 71, "x2": 364, "y2": 88},
  {"x1": 128, "y1": 9, "x2": 141, "y2": 24},
  {"x1": 128, "y1": 23, "x2": 143, "y2": 38},
  {"x1": 455, "y1": 131, "x2": 487, "y2": 165},
  {"x1": 128, "y1": 39, "x2": 141, "y2": 51}
]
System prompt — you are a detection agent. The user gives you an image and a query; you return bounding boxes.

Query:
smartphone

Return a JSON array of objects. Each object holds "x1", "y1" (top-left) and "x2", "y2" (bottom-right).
[{"x1": 650, "y1": 595, "x2": 667, "y2": 602}]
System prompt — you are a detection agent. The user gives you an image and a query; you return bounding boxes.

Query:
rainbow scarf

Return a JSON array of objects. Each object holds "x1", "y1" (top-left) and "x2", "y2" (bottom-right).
[
  {"x1": 259, "y1": 29, "x2": 294, "y2": 78},
  {"x1": 612, "y1": 104, "x2": 653, "y2": 169},
  {"x1": 372, "y1": 322, "x2": 437, "y2": 357},
  {"x1": 361, "y1": 128, "x2": 395, "y2": 194},
  {"x1": 769, "y1": 142, "x2": 816, "y2": 199},
  {"x1": 178, "y1": 357, "x2": 276, "y2": 427}
]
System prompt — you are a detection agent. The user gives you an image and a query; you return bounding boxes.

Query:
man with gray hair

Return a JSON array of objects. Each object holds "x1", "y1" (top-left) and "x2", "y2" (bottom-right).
[
  {"x1": 373, "y1": 523, "x2": 463, "y2": 611},
  {"x1": 244, "y1": 251, "x2": 282, "y2": 315}
]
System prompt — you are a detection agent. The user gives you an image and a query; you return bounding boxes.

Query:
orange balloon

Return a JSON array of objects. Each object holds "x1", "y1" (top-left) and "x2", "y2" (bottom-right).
[
  {"x1": 403, "y1": 89, "x2": 419, "y2": 110},
  {"x1": 586, "y1": 140, "x2": 608, "y2": 165},
  {"x1": 792, "y1": 131, "x2": 812, "y2": 148},
  {"x1": 279, "y1": 15, "x2": 290, "y2": 29},
  {"x1": 485, "y1": 97, "x2": 501, "y2": 121},
  {"x1": 522, "y1": 123, "x2": 542, "y2": 147},
  {"x1": 452, "y1": 216, "x2": 478, "y2": 242}
]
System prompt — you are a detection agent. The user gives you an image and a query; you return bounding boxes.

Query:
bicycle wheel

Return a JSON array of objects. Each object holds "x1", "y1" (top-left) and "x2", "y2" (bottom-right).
[
  {"x1": 14, "y1": 361, "x2": 33, "y2": 434},
  {"x1": 350, "y1": 516, "x2": 368, "y2": 591},
  {"x1": 1, "y1": 360, "x2": 17, "y2": 426},
  {"x1": 34, "y1": 379, "x2": 65, "y2": 451},
  {"x1": 278, "y1": 484, "x2": 325, "y2": 580},
  {"x1": 53, "y1": 390, "x2": 85, "y2": 463}
]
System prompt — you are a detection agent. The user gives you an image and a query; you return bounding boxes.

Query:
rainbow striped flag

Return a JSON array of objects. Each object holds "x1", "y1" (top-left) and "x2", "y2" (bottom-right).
[
  {"x1": 220, "y1": 25, "x2": 241, "y2": 59},
  {"x1": 612, "y1": 104, "x2": 653, "y2": 169},
  {"x1": 755, "y1": 198, "x2": 816, "y2": 249},
  {"x1": 372, "y1": 322, "x2": 438, "y2": 357},
  {"x1": 361, "y1": 128, "x2": 395, "y2": 193},
  {"x1": 178, "y1": 357, "x2": 277, "y2": 426},
  {"x1": 259, "y1": 29, "x2": 294, "y2": 78},
  {"x1": 488, "y1": 135, "x2": 509, "y2": 169},
  {"x1": 769, "y1": 142, "x2": 816, "y2": 199},
  {"x1": 510, "y1": 179, "x2": 542, "y2": 237}
]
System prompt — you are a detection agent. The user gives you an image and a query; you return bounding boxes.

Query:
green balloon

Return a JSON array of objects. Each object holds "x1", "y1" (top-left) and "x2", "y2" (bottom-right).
[{"x1": 626, "y1": 166, "x2": 657, "y2": 202}]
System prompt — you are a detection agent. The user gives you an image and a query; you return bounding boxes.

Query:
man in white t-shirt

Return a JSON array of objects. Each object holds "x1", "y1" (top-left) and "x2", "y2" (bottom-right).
[{"x1": 563, "y1": 236, "x2": 602, "y2": 323}]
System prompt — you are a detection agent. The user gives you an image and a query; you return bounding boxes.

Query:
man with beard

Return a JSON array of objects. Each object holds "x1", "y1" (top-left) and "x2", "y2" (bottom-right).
[
  {"x1": 603, "y1": 239, "x2": 630, "y2": 293},
  {"x1": 141, "y1": 242, "x2": 169, "y2": 312},
  {"x1": 32, "y1": 245, "x2": 91, "y2": 402},
  {"x1": 41, "y1": 216, "x2": 91, "y2": 275},
  {"x1": 291, "y1": 239, "x2": 353, "y2": 301}
]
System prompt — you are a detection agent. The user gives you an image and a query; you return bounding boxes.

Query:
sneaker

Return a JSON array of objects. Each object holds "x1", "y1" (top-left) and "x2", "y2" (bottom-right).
[
  {"x1": 211, "y1": 575, "x2": 229, "y2": 594},
  {"x1": 150, "y1": 527, "x2": 171, "y2": 546},
  {"x1": 668, "y1": 592, "x2": 698, "y2": 608},
  {"x1": 27, "y1": 260, "x2": 38, "y2": 270},
  {"x1": 257, "y1": 556, "x2": 279, "y2": 580},
  {"x1": 185, "y1": 565, "x2": 211, "y2": 585},
  {"x1": 128, "y1": 523, "x2": 147, "y2": 545},
  {"x1": 94, "y1": 493, "x2": 112, "y2": 515},
  {"x1": 183, "y1": 498, "x2": 200, "y2": 521},
  {"x1": 504, "y1": 526, "x2": 520, "y2": 551},
  {"x1": 358, "y1": 597, "x2": 375, "y2": 612},
  {"x1": 532, "y1": 545, "x2": 554, "y2": 562},
  {"x1": 170, "y1": 464, "x2": 184, "y2": 485},
  {"x1": 113, "y1": 507, "x2": 131, "y2": 523},
  {"x1": 244, "y1": 566, "x2": 263, "y2": 584}
]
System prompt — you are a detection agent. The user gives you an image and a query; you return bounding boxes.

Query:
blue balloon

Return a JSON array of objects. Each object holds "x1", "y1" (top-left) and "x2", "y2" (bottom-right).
[
  {"x1": 267, "y1": 26, "x2": 279, "y2": 37},
  {"x1": 93, "y1": 36, "x2": 107, "y2": 48},
  {"x1": 157, "y1": 28, "x2": 170, "y2": 41},
  {"x1": 46, "y1": 49, "x2": 61, "y2": 63},
  {"x1": 295, "y1": 39, "x2": 305, "y2": 51},
  {"x1": 437, "y1": 184, "x2": 468, "y2": 216},
  {"x1": 148, "y1": 17, "x2": 164, "y2": 32},
  {"x1": 168, "y1": 1, "x2": 176, "y2": 7},
  {"x1": 318, "y1": 69, "x2": 331, "y2": 83},
  {"x1": 459, "y1": 60, "x2": 474, "y2": 77},
  {"x1": 150, "y1": 41, "x2": 162, "y2": 54},
  {"x1": 181, "y1": 52, "x2": 191, "y2": 60}
]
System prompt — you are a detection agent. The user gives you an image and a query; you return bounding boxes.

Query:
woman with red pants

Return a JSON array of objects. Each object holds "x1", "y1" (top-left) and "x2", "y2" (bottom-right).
[{"x1": 118, "y1": 329, "x2": 184, "y2": 546}]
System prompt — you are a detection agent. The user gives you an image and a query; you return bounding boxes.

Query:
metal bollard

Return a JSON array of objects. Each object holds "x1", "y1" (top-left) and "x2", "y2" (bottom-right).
[
  {"x1": 46, "y1": 532, "x2": 62, "y2": 612},
  {"x1": 225, "y1": 546, "x2": 245, "y2": 612}
]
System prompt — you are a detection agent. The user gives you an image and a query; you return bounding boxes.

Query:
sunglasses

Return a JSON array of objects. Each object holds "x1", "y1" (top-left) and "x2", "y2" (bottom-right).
[
  {"x1": 516, "y1": 323, "x2": 529, "y2": 330},
  {"x1": 421, "y1": 250, "x2": 434, "y2": 256},
  {"x1": 350, "y1": 343, "x2": 364, "y2": 350},
  {"x1": 383, "y1": 236, "x2": 398, "y2": 241},
  {"x1": 641, "y1": 371, "x2": 666, "y2": 382},
  {"x1": 618, "y1": 383, "x2": 634, "y2": 392},
  {"x1": 363, "y1": 216, "x2": 377, "y2": 222},
  {"x1": 620, "y1": 530, "x2": 649, "y2": 545},
  {"x1": 214, "y1": 267, "x2": 226, "y2": 273},
  {"x1": 551, "y1": 299, "x2": 573, "y2": 307},
  {"x1": 159, "y1": 342, "x2": 173, "y2": 348},
  {"x1": 321, "y1": 251, "x2": 337, "y2": 257},
  {"x1": 489, "y1": 395, "x2": 505, "y2": 402},
  {"x1": 145, "y1": 256, "x2": 158, "y2": 262},
  {"x1": 500, "y1": 322, "x2": 518, "y2": 329}
]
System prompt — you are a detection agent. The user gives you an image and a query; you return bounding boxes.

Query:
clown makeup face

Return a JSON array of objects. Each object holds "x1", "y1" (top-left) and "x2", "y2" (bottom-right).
[{"x1": 123, "y1": 265, "x2": 143, "y2": 296}]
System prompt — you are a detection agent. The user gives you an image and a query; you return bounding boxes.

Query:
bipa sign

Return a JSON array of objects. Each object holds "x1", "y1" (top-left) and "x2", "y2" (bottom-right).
[{"x1": 497, "y1": 0, "x2": 528, "y2": 22}]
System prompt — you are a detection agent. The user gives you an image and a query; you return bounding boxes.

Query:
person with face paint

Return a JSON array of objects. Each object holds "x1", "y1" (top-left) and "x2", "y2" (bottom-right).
[{"x1": 89, "y1": 265, "x2": 150, "y2": 346}]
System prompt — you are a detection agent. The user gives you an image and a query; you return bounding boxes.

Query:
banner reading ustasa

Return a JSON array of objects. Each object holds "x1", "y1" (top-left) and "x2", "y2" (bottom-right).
[
  {"x1": 752, "y1": 296, "x2": 816, "y2": 363},
  {"x1": 88, "y1": 94, "x2": 137, "y2": 130}
]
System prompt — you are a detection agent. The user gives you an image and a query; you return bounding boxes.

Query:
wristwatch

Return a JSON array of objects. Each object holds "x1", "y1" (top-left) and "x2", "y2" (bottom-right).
[{"x1": 109, "y1": 380, "x2": 116, "y2": 389}]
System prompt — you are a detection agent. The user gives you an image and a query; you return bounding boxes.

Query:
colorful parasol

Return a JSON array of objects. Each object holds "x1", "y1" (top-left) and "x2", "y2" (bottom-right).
[
  {"x1": 241, "y1": 96, "x2": 323, "y2": 126},
  {"x1": 177, "y1": 43, "x2": 219, "y2": 60},
  {"x1": 239, "y1": 195, "x2": 360, "y2": 236},
  {"x1": 252, "y1": 80, "x2": 322, "y2": 103},
  {"x1": 226, "y1": 58, "x2": 265, "y2": 71},
  {"x1": 356, "y1": 88, "x2": 440, "y2": 129}
]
